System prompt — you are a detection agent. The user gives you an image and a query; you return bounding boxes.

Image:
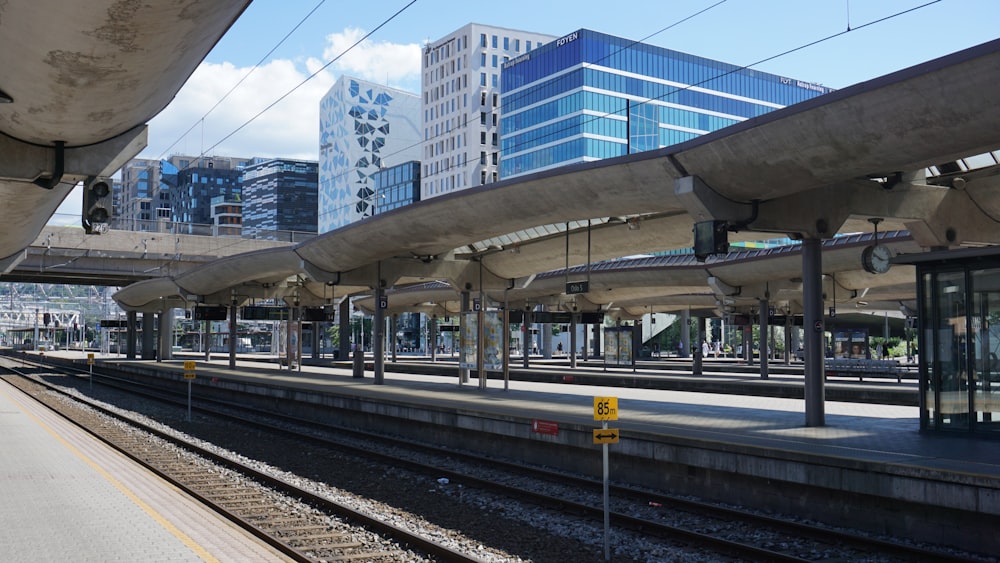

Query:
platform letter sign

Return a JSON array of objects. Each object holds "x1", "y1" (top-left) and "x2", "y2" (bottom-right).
[{"x1": 566, "y1": 280, "x2": 589, "y2": 295}]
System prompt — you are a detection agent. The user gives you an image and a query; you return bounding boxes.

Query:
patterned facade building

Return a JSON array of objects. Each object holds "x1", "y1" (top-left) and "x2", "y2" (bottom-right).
[
  {"x1": 242, "y1": 158, "x2": 318, "y2": 239},
  {"x1": 318, "y1": 76, "x2": 421, "y2": 232},
  {"x1": 420, "y1": 23, "x2": 555, "y2": 198},
  {"x1": 500, "y1": 29, "x2": 834, "y2": 179}
]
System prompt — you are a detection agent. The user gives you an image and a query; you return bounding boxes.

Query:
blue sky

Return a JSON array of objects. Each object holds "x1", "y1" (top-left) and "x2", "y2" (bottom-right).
[{"x1": 51, "y1": 0, "x2": 1000, "y2": 222}]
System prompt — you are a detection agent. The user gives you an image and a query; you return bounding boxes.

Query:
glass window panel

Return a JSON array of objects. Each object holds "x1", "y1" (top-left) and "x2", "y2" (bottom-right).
[
  {"x1": 971, "y1": 268, "x2": 1000, "y2": 431},
  {"x1": 933, "y1": 270, "x2": 970, "y2": 429}
]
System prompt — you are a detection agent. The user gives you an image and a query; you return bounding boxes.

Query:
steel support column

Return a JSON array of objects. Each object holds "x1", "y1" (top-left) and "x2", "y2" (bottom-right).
[
  {"x1": 522, "y1": 308, "x2": 532, "y2": 369},
  {"x1": 759, "y1": 298, "x2": 769, "y2": 379},
  {"x1": 803, "y1": 237, "x2": 826, "y2": 426},
  {"x1": 157, "y1": 309, "x2": 173, "y2": 362},
  {"x1": 338, "y1": 299, "x2": 350, "y2": 361},
  {"x1": 430, "y1": 315, "x2": 438, "y2": 362},
  {"x1": 693, "y1": 316, "x2": 704, "y2": 375},
  {"x1": 460, "y1": 290, "x2": 470, "y2": 383},
  {"x1": 569, "y1": 313, "x2": 578, "y2": 369},
  {"x1": 203, "y1": 319, "x2": 210, "y2": 362},
  {"x1": 390, "y1": 314, "x2": 398, "y2": 363},
  {"x1": 141, "y1": 312, "x2": 155, "y2": 360},
  {"x1": 126, "y1": 310, "x2": 137, "y2": 359},
  {"x1": 680, "y1": 309, "x2": 691, "y2": 358},
  {"x1": 374, "y1": 284, "x2": 385, "y2": 385},
  {"x1": 228, "y1": 303, "x2": 237, "y2": 369}
]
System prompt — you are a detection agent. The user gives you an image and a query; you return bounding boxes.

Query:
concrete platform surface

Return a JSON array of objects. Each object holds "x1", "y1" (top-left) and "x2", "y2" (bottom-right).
[{"x1": 0, "y1": 377, "x2": 292, "y2": 562}]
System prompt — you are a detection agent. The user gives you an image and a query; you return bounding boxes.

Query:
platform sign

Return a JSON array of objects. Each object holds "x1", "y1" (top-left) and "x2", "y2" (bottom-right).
[
  {"x1": 593, "y1": 428, "x2": 620, "y2": 444},
  {"x1": 593, "y1": 394, "x2": 620, "y2": 560},
  {"x1": 87, "y1": 353, "x2": 95, "y2": 365},
  {"x1": 593, "y1": 396, "x2": 618, "y2": 421},
  {"x1": 183, "y1": 361, "x2": 196, "y2": 422},
  {"x1": 531, "y1": 419, "x2": 559, "y2": 436},
  {"x1": 566, "y1": 280, "x2": 589, "y2": 295}
]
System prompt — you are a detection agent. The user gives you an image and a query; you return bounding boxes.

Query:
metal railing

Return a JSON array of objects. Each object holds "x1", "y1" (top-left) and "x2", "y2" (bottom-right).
[{"x1": 47, "y1": 213, "x2": 318, "y2": 243}]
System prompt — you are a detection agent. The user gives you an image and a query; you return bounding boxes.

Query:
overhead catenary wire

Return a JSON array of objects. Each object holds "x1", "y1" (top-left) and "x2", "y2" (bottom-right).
[
  {"x1": 158, "y1": 0, "x2": 330, "y2": 160},
  {"x1": 199, "y1": 0, "x2": 420, "y2": 159}
]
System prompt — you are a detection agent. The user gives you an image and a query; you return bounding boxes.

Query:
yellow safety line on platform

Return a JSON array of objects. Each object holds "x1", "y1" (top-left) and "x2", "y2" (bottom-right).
[{"x1": 1, "y1": 384, "x2": 220, "y2": 563}]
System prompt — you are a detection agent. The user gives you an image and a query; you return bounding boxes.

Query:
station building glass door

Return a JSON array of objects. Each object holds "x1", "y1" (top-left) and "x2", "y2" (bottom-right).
[{"x1": 919, "y1": 263, "x2": 1000, "y2": 433}]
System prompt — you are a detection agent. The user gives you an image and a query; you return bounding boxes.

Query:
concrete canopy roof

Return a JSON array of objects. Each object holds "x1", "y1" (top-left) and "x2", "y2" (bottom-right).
[
  {"x1": 0, "y1": 0, "x2": 251, "y2": 270},
  {"x1": 114, "y1": 38, "x2": 1000, "y2": 315}
]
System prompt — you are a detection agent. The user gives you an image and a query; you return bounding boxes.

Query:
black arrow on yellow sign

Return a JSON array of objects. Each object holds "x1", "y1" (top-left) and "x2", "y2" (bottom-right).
[{"x1": 593, "y1": 429, "x2": 620, "y2": 444}]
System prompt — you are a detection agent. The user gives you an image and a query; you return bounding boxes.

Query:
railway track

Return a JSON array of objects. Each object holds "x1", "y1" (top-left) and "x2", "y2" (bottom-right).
[
  {"x1": 1, "y1": 366, "x2": 479, "y2": 563},
  {"x1": 5, "y1": 356, "x2": 985, "y2": 562}
]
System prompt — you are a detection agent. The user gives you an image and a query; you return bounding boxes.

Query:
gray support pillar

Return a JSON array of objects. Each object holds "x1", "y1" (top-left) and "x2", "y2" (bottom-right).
[
  {"x1": 632, "y1": 319, "x2": 640, "y2": 372},
  {"x1": 228, "y1": 304, "x2": 237, "y2": 369},
  {"x1": 157, "y1": 309, "x2": 173, "y2": 361},
  {"x1": 203, "y1": 319, "x2": 211, "y2": 361},
  {"x1": 759, "y1": 298, "x2": 769, "y2": 379},
  {"x1": 390, "y1": 314, "x2": 398, "y2": 363},
  {"x1": 141, "y1": 312, "x2": 155, "y2": 360},
  {"x1": 569, "y1": 314, "x2": 578, "y2": 369},
  {"x1": 581, "y1": 321, "x2": 589, "y2": 361},
  {"x1": 502, "y1": 308, "x2": 510, "y2": 390},
  {"x1": 477, "y1": 305, "x2": 486, "y2": 390},
  {"x1": 541, "y1": 318, "x2": 552, "y2": 359},
  {"x1": 742, "y1": 325, "x2": 751, "y2": 363},
  {"x1": 338, "y1": 299, "x2": 350, "y2": 361},
  {"x1": 592, "y1": 323, "x2": 600, "y2": 358},
  {"x1": 791, "y1": 323, "x2": 802, "y2": 361},
  {"x1": 374, "y1": 285, "x2": 385, "y2": 385},
  {"x1": 430, "y1": 315, "x2": 438, "y2": 362},
  {"x1": 784, "y1": 315, "x2": 792, "y2": 365},
  {"x1": 802, "y1": 237, "x2": 826, "y2": 426},
  {"x1": 460, "y1": 291, "x2": 471, "y2": 383},
  {"x1": 522, "y1": 309, "x2": 532, "y2": 369},
  {"x1": 126, "y1": 310, "x2": 138, "y2": 359},
  {"x1": 315, "y1": 321, "x2": 323, "y2": 360},
  {"x1": 680, "y1": 309, "x2": 691, "y2": 358},
  {"x1": 693, "y1": 316, "x2": 704, "y2": 375}
]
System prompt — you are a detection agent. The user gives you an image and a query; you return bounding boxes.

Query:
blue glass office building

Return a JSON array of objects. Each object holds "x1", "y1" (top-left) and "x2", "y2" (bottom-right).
[
  {"x1": 371, "y1": 161, "x2": 421, "y2": 215},
  {"x1": 242, "y1": 158, "x2": 319, "y2": 239},
  {"x1": 500, "y1": 29, "x2": 834, "y2": 179}
]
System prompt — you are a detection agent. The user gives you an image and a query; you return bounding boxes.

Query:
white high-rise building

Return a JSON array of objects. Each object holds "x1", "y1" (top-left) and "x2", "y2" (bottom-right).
[
  {"x1": 420, "y1": 23, "x2": 555, "y2": 199},
  {"x1": 318, "y1": 76, "x2": 422, "y2": 232}
]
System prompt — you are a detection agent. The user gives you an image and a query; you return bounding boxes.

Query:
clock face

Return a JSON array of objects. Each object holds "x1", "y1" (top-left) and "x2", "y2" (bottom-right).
[{"x1": 862, "y1": 244, "x2": 892, "y2": 274}]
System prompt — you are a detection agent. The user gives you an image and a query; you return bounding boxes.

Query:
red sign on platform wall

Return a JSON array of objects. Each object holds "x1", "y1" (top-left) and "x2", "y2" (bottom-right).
[{"x1": 531, "y1": 419, "x2": 559, "y2": 436}]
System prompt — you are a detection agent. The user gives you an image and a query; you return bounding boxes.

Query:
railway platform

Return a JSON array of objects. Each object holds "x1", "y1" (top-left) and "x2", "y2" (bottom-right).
[
  {"x1": 0, "y1": 374, "x2": 292, "y2": 562},
  {"x1": 24, "y1": 350, "x2": 1000, "y2": 555}
]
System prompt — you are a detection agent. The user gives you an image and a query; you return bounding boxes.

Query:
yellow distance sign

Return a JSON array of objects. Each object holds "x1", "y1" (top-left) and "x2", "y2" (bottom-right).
[
  {"x1": 593, "y1": 396, "x2": 619, "y2": 421},
  {"x1": 183, "y1": 360, "x2": 196, "y2": 379},
  {"x1": 183, "y1": 372, "x2": 196, "y2": 380},
  {"x1": 87, "y1": 353, "x2": 95, "y2": 365}
]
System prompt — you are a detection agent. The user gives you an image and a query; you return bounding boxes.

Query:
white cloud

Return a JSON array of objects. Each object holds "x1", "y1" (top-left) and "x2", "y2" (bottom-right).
[
  {"x1": 313, "y1": 27, "x2": 422, "y2": 92},
  {"x1": 139, "y1": 58, "x2": 334, "y2": 162},
  {"x1": 135, "y1": 27, "x2": 422, "y2": 164}
]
